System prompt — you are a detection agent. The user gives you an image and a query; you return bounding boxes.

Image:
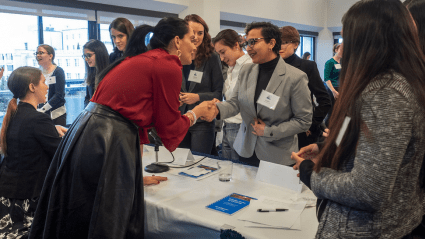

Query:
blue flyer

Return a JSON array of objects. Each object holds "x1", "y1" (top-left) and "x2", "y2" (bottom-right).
[{"x1": 206, "y1": 193, "x2": 257, "y2": 215}]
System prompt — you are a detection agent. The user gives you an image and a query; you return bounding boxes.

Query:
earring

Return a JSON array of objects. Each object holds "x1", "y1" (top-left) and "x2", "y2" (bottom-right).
[
  {"x1": 177, "y1": 50, "x2": 182, "y2": 60},
  {"x1": 269, "y1": 48, "x2": 272, "y2": 51}
]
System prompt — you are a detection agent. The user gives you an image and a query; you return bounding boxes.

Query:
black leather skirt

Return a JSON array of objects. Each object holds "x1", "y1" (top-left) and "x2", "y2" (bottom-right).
[{"x1": 30, "y1": 102, "x2": 145, "y2": 239}]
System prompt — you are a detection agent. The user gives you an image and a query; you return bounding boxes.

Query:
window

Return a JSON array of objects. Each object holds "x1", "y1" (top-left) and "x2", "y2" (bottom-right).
[
  {"x1": 66, "y1": 59, "x2": 70, "y2": 66},
  {"x1": 66, "y1": 35, "x2": 68, "y2": 40},
  {"x1": 77, "y1": 73, "x2": 80, "y2": 79},
  {"x1": 67, "y1": 45, "x2": 69, "y2": 50},
  {"x1": 33, "y1": 59, "x2": 37, "y2": 66},
  {"x1": 66, "y1": 73, "x2": 71, "y2": 79},
  {"x1": 57, "y1": 59, "x2": 61, "y2": 66},
  {"x1": 74, "y1": 59, "x2": 79, "y2": 67},
  {"x1": 72, "y1": 34, "x2": 74, "y2": 39},
  {"x1": 73, "y1": 45, "x2": 75, "y2": 50},
  {"x1": 100, "y1": 24, "x2": 114, "y2": 54},
  {"x1": 7, "y1": 65, "x2": 13, "y2": 72}
]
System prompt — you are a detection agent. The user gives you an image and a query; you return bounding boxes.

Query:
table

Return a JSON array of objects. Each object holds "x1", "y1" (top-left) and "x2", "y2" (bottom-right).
[{"x1": 143, "y1": 145, "x2": 319, "y2": 239}]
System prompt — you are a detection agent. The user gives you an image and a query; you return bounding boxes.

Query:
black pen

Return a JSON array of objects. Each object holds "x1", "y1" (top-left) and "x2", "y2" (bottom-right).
[{"x1": 257, "y1": 208, "x2": 288, "y2": 212}]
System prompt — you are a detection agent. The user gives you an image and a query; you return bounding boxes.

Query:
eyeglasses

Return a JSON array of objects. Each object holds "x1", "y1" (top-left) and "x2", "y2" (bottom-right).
[
  {"x1": 281, "y1": 41, "x2": 295, "y2": 45},
  {"x1": 241, "y1": 38, "x2": 269, "y2": 48},
  {"x1": 34, "y1": 51, "x2": 47, "y2": 56},
  {"x1": 82, "y1": 53, "x2": 95, "y2": 59}
]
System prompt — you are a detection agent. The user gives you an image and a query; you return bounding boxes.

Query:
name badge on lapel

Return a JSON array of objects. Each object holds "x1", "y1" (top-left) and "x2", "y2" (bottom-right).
[
  {"x1": 46, "y1": 76, "x2": 56, "y2": 85},
  {"x1": 256, "y1": 90, "x2": 280, "y2": 110},
  {"x1": 188, "y1": 70, "x2": 203, "y2": 83},
  {"x1": 335, "y1": 64, "x2": 342, "y2": 70}
]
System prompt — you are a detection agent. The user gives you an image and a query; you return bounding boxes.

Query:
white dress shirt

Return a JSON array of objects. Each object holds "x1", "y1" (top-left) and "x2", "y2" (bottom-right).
[{"x1": 223, "y1": 54, "x2": 252, "y2": 124}]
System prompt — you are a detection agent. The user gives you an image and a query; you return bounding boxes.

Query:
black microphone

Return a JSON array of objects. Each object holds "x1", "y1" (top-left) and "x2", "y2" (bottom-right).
[{"x1": 145, "y1": 129, "x2": 169, "y2": 173}]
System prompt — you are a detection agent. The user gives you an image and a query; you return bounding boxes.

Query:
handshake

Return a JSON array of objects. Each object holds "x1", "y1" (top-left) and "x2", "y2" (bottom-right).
[{"x1": 191, "y1": 98, "x2": 221, "y2": 122}]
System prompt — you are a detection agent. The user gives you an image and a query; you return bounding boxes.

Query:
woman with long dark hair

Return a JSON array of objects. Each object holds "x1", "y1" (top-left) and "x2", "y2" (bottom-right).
[
  {"x1": 36, "y1": 44, "x2": 67, "y2": 126},
  {"x1": 179, "y1": 14, "x2": 223, "y2": 154},
  {"x1": 292, "y1": 0, "x2": 425, "y2": 238},
  {"x1": 109, "y1": 17, "x2": 134, "y2": 63},
  {"x1": 82, "y1": 39, "x2": 109, "y2": 107},
  {"x1": 0, "y1": 67, "x2": 65, "y2": 238},
  {"x1": 29, "y1": 17, "x2": 215, "y2": 239}
]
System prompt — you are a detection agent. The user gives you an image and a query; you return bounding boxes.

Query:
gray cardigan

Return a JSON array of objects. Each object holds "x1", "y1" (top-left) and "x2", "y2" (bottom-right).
[{"x1": 311, "y1": 73, "x2": 425, "y2": 238}]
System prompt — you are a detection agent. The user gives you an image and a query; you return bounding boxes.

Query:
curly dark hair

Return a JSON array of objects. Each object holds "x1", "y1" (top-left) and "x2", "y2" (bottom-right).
[
  {"x1": 184, "y1": 14, "x2": 214, "y2": 68},
  {"x1": 245, "y1": 22, "x2": 282, "y2": 55}
]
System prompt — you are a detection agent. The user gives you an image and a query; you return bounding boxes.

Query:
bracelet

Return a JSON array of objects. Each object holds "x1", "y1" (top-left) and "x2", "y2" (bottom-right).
[
  {"x1": 187, "y1": 110, "x2": 197, "y2": 125},
  {"x1": 184, "y1": 113, "x2": 194, "y2": 126}
]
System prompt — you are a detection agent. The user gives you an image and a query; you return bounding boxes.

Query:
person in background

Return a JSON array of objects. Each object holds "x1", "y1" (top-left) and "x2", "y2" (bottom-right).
[
  {"x1": 210, "y1": 22, "x2": 312, "y2": 167},
  {"x1": 323, "y1": 43, "x2": 342, "y2": 127},
  {"x1": 179, "y1": 14, "x2": 223, "y2": 154},
  {"x1": 83, "y1": 39, "x2": 109, "y2": 107},
  {"x1": 279, "y1": 26, "x2": 331, "y2": 148},
  {"x1": 29, "y1": 17, "x2": 215, "y2": 239},
  {"x1": 302, "y1": 52, "x2": 311, "y2": 60},
  {"x1": 0, "y1": 67, "x2": 67, "y2": 238},
  {"x1": 109, "y1": 17, "x2": 134, "y2": 63},
  {"x1": 213, "y1": 29, "x2": 252, "y2": 160},
  {"x1": 292, "y1": 0, "x2": 425, "y2": 238},
  {"x1": 36, "y1": 44, "x2": 66, "y2": 126}
]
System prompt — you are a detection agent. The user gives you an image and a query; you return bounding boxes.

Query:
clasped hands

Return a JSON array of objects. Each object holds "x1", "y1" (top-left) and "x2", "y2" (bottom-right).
[{"x1": 192, "y1": 98, "x2": 220, "y2": 122}]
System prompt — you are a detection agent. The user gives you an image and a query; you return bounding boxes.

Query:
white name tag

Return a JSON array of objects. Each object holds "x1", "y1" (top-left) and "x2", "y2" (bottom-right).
[
  {"x1": 256, "y1": 90, "x2": 280, "y2": 110},
  {"x1": 188, "y1": 70, "x2": 203, "y2": 83},
  {"x1": 335, "y1": 116, "x2": 351, "y2": 147},
  {"x1": 46, "y1": 76, "x2": 56, "y2": 85},
  {"x1": 335, "y1": 64, "x2": 342, "y2": 70}
]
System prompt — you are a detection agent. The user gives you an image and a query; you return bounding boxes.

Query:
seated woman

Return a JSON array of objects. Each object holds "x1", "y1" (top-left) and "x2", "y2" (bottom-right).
[
  {"x1": 29, "y1": 17, "x2": 214, "y2": 239},
  {"x1": 292, "y1": 1, "x2": 425, "y2": 238},
  {"x1": 0, "y1": 66, "x2": 66, "y2": 238},
  {"x1": 82, "y1": 39, "x2": 110, "y2": 107},
  {"x1": 212, "y1": 22, "x2": 312, "y2": 167}
]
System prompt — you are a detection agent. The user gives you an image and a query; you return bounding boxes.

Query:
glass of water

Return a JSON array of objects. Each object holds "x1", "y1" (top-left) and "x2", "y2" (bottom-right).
[{"x1": 217, "y1": 161, "x2": 233, "y2": 182}]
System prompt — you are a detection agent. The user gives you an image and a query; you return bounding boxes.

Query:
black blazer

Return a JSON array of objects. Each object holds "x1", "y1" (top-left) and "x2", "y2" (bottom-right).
[
  {"x1": 0, "y1": 102, "x2": 61, "y2": 199},
  {"x1": 109, "y1": 50, "x2": 123, "y2": 63},
  {"x1": 286, "y1": 54, "x2": 331, "y2": 134},
  {"x1": 179, "y1": 52, "x2": 223, "y2": 122}
]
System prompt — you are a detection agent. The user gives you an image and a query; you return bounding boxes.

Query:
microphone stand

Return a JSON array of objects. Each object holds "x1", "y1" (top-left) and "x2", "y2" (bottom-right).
[{"x1": 144, "y1": 131, "x2": 170, "y2": 173}]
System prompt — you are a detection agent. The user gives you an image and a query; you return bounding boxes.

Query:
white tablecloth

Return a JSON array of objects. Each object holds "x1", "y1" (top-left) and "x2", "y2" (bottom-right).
[{"x1": 143, "y1": 146, "x2": 319, "y2": 239}]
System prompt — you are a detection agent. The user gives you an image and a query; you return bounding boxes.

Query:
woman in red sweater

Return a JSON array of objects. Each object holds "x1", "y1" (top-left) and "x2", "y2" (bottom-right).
[{"x1": 29, "y1": 17, "x2": 215, "y2": 239}]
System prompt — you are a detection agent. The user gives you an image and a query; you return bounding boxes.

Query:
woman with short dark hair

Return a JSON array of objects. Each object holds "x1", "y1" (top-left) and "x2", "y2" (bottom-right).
[
  {"x1": 82, "y1": 39, "x2": 109, "y2": 107},
  {"x1": 36, "y1": 44, "x2": 67, "y2": 126},
  {"x1": 212, "y1": 29, "x2": 252, "y2": 160},
  {"x1": 279, "y1": 26, "x2": 331, "y2": 149},
  {"x1": 179, "y1": 14, "x2": 223, "y2": 154},
  {"x1": 293, "y1": 1, "x2": 425, "y2": 237},
  {"x1": 109, "y1": 17, "x2": 134, "y2": 63},
  {"x1": 29, "y1": 17, "x2": 215, "y2": 239},
  {"x1": 0, "y1": 67, "x2": 65, "y2": 238},
  {"x1": 212, "y1": 22, "x2": 313, "y2": 167}
]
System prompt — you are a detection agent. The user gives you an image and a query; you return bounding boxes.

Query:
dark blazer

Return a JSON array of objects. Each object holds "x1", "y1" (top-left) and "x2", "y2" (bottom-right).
[
  {"x1": 109, "y1": 50, "x2": 123, "y2": 63},
  {"x1": 286, "y1": 55, "x2": 331, "y2": 134},
  {"x1": 0, "y1": 102, "x2": 61, "y2": 199},
  {"x1": 179, "y1": 52, "x2": 223, "y2": 122},
  {"x1": 45, "y1": 66, "x2": 66, "y2": 114}
]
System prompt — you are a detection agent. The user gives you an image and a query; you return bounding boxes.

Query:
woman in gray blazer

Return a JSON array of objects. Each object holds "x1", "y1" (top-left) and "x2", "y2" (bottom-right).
[
  {"x1": 292, "y1": 1, "x2": 425, "y2": 238},
  {"x1": 213, "y1": 22, "x2": 312, "y2": 166}
]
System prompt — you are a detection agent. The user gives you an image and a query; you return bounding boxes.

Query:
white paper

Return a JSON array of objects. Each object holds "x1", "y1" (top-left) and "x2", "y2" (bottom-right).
[
  {"x1": 188, "y1": 70, "x2": 203, "y2": 83},
  {"x1": 256, "y1": 161, "x2": 303, "y2": 193},
  {"x1": 238, "y1": 196, "x2": 306, "y2": 229},
  {"x1": 150, "y1": 146, "x2": 194, "y2": 166},
  {"x1": 336, "y1": 116, "x2": 351, "y2": 147},
  {"x1": 256, "y1": 90, "x2": 280, "y2": 110},
  {"x1": 335, "y1": 64, "x2": 342, "y2": 70},
  {"x1": 244, "y1": 217, "x2": 301, "y2": 230},
  {"x1": 46, "y1": 76, "x2": 56, "y2": 85}
]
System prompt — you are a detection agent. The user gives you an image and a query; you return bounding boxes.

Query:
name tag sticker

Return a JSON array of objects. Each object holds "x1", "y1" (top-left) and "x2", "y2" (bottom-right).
[
  {"x1": 335, "y1": 116, "x2": 351, "y2": 147},
  {"x1": 188, "y1": 70, "x2": 203, "y2": 83},
  {"x1": 335, "y1": 64, "x2": 342, "y2": 70},
  {"x1": 46, "y1": 76, "x2": 56, "y2": 85},
  {"x1": 256, "y1": 90, "x2": 280, "y2": 110}
]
